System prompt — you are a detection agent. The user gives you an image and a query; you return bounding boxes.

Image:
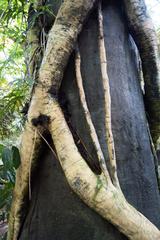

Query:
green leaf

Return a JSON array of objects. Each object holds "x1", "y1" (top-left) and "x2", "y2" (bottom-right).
[
  {"x1": 0, "y1": 184, "x2": 12, "y2": 209},
  {"x1": 1, "y1": 147, "x2": 12, "y2": 169},
  {"x1": 12, "y1": 146, "x2": 21, "y2": 169},
  {"x1": 6, "y1": 170, "x2": 15, "y2": 184},
  {"x1": 0, "y1": 144, "x2": 4, "y2": 157}
]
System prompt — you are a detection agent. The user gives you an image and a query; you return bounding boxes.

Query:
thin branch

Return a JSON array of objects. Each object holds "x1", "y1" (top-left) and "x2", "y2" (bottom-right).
[
  {"x1": 98, "y1": 1, "x2": 120, "y2": 188},
  {"x1": 28, "y1": 128, "x2": 37, "y2": 200},
  {"x1": 75, "y1": 45, "x2": 110, "y2": 181},
  {"x1": 37, "y1": 130, "x2": 58, "y2": 159}
]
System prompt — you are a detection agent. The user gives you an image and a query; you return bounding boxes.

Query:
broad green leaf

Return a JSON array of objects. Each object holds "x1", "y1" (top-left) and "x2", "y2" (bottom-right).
[
  {"x1": 0, "y1": 184, "x2": 12, "y2": 209},
  {"x1": 1, "y1": 147, "x2": 12, "y2": 169},
  {"x1": 0, "y1": 144, "x2": 4, "y2": 157},
  {"x1": 12, "y1": 146, "x2": 21, "y2": 169},
  {"x1": 6, "y1": 170, "x2": 15, "y2": 184}
]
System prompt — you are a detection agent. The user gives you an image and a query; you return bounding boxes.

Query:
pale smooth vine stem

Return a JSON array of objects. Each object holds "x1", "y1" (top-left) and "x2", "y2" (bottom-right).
[
  {"x1": 37, "y1": 129, "x2": 58, "y2": 159},
  {"x1": 98, "y1": 1, "x2": 120, "y2": 188},
  {"x1": 75, "y1": 45, "x2": 111, "y2": 182},
  {"x1": 29, "y1": 128, "x2": 37, "y2": 200}
]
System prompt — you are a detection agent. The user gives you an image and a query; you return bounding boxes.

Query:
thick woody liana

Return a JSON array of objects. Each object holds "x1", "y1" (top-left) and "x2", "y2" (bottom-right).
[{"x1": 8, "y1": 0, "x2": 160, "y2": 240}]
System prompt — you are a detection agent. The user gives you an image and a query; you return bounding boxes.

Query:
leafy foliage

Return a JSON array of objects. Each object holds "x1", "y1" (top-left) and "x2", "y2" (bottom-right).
[
  {"x1": 0, "y1": 0, "x2": 28, "y2": 80},
  {"x1": 0, "y1": 78, "x2": 33, "y2": 137},
  {"x1": 0, "y1": 144, "x2": 20, "y2": 221},
  {"x1": 0, "y1": 0, "x2": 31, "y2": 139},
  {"x1": 0, "y1": 143, "x2": 20, "y2": 239},
  {"x1": 0, "y1": 0, "x2": 58, "y2": 139}
]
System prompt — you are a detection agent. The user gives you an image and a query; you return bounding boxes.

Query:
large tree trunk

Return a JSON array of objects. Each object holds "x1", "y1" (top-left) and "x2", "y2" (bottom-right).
[{"x1": 17, "y1": 1, "x2": 160, "y2": 239}]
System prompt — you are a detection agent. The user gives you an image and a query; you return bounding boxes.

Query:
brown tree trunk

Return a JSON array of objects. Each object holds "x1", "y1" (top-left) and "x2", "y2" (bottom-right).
[{"x1": 17, "y1": 1, "x2": 160, "y2": 239}]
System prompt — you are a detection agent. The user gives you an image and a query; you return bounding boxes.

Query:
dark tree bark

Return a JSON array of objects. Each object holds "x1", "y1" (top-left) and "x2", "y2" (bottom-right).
[{"x1": 18, "y1": 1, "x2": 160, "y2": 239}]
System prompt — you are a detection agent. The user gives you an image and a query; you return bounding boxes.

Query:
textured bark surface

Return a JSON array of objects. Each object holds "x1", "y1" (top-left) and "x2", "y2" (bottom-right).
[
  {"x1": 123, "y1": 0, "x2": 160, "y2": 144},
  {"x1": 19, "y1": 1, "x2": 160, "y2": 239}
]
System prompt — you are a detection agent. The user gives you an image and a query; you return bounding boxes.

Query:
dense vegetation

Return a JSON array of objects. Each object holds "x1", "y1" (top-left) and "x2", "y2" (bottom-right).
[{"x1": 0, "y1": 0, "x2": 31, "y2": 138}]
